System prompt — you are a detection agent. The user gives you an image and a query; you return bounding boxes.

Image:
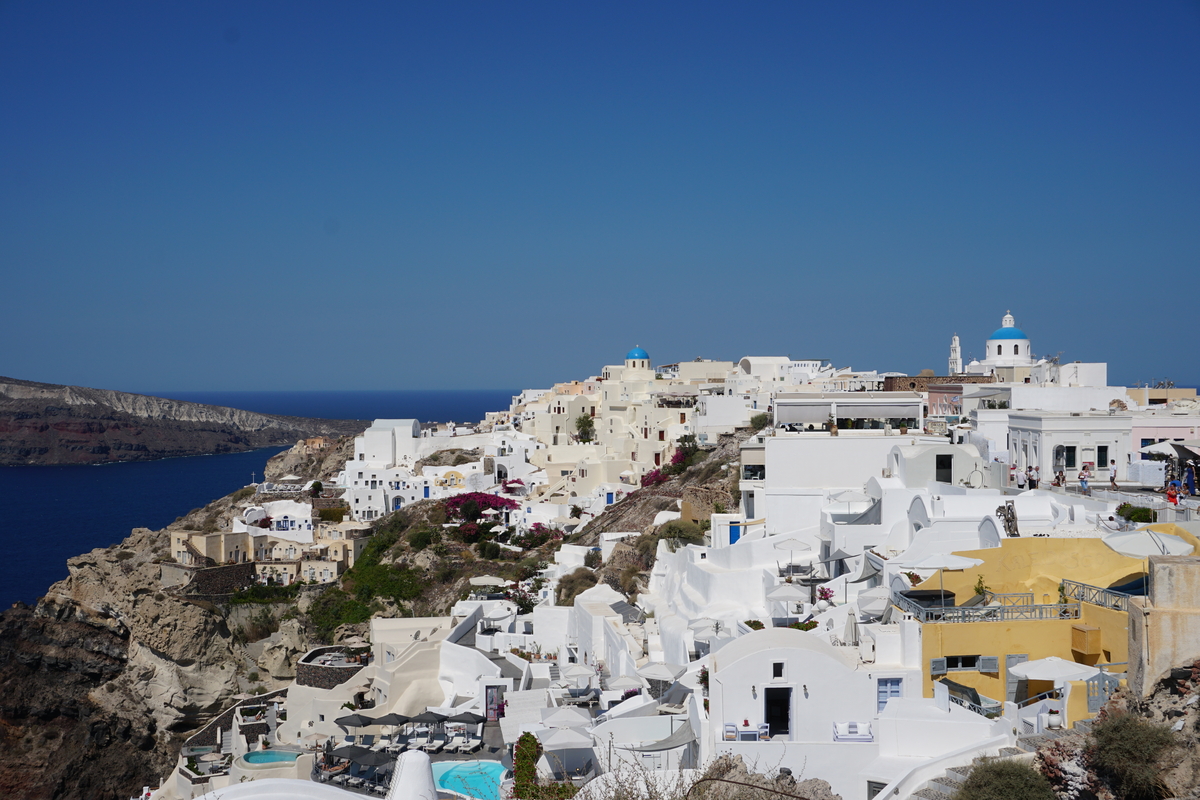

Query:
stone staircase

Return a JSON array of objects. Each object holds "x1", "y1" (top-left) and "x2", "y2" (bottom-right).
[{"x1": 548, "y1": 663, "x2": 561, "y2": 682}]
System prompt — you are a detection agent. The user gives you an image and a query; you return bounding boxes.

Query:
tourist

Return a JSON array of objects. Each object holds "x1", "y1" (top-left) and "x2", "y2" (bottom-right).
[
  {"x1": 1186, "y1": 461, "x2": 1197, "y2": 497},
  {"x1": 1079, "y1": 467, "x2": 1090, "y2": 497},
  {"x1": 1109, "y1": 460, "x2": 1119, "y2": 491},
  {"x1": 1167, "y1": 481, "x2": 1179, "y2": 506},
  {"x1": 1029, "y1": 466, "x2": 1040, "y2": 490},
  {"x1": 1016, "y1": 467, "x2": 1027, "y2": 490}
]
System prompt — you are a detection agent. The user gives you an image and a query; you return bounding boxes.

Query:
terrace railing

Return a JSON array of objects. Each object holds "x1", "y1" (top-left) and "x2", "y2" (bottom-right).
[
  {"x1": 1061, "y1": 579, "x2": 1131, "y2": 612},
  {"x1": 948, "y1": 694, "x2": 1003, "y2": 719},
  {"x1": 892, "y1": 591, "x2": 1080, "y2": 623}
]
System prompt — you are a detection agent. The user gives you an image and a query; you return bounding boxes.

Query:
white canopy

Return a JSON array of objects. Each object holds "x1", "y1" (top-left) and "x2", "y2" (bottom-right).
[
  {"x1": 766, "y1": 583, "x2": 809, "y2": 602},
  {"x1": 772, "y1": 537, "x2": 811, "y2": 552},
  {"x1": 469, "y1": 575, "x2": 507, "y2": 587},
  {"x1": 1008, "y1": 656, "x2": 1101, "y2": 684},
  {"x1": 856, "y1": 586, "x2": 892, "y2": 617},
  {"x1": 636, "y1": 662, "x2": 686, "y2": 682},
  {"x1": 1103, "y1": 529, "x2": 1193, "y2": 558},
  {"x1": 561, "y1": 664, "x2": 595, "y2": 678},
  {"x1": 540, "y1": 727, "x2": 593, "y2": 749},
  {"x1": 605, "y1": 675, "x2": 644, "y2": 691},
  {"x1": 894, "y1": 553, "x2": 985, "y2": 571}
]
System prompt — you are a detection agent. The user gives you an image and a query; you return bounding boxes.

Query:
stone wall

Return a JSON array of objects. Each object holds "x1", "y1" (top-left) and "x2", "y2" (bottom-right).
[
  {"x1": 296, "y1": 661, "x2": 364, "y2": 690},
  {"x1": 185, "y1": 563, "x2": 257, "y2": 596},
  {"x1": 882, "y1": 375, "x2": 996, "y2": 393},
  {"x1": 680, "y1": 485, "x2": 735, "y2": 524},
  {"x1": 1129, "y1": 555, "x2": 1200, "y2": 697}
]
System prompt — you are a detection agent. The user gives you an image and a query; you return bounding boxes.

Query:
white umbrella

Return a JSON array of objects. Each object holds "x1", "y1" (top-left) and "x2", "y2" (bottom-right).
[
  {"x1": 606, "y1": 675, "x2": 644, "y2": 691},
  {"x1": 833, "y1": 490, "x2": 873, "y2": 503},
  {"x1": 469, "y1": 575, "x2": 507, "y2": 587},
  {"x1": 636, "y1": 662, "x2": 686, "y2": 682},
  {"x1": 693, "y1": 626, "x2": 735, "y2": 643},
  {"x1": 486, "y1": 605, "x2": 514, "y2": 620},
  {"x1": 766, "y1": 583, "x2": 809, "y2": 602},
  {"x1": 687, "y1": 617, "x2": 722, "y2": 632},
  {"x1": 1138, "y1": 441, "x2": 1187, "y2": 457},
  {"x1": 540, "y1": 727, "x2": 592, "y2": 749},
  {"x1": 772, "y1": 537, "x2": 811, "y2": 552},
  {"x1": 541, "y1": 707, "x2": 591, "y2": 728},
  {"x1": 856, "y1": 586, "x2": 892, "y2": 617},
  {"x1": 561, "y1": 664, "x2": 595, "y2": 678},
  {"x1": 1008, "y1": 656, "x2": 1101, "y2": 684},
  {"x1": 1103, "y1": 529, "x2": 1193, "y2": 558}
]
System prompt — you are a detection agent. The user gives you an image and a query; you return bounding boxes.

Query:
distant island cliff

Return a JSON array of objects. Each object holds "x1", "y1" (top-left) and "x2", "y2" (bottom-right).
[{"x1": 0, "y1": 376, "x2": 366, "y2": 465}]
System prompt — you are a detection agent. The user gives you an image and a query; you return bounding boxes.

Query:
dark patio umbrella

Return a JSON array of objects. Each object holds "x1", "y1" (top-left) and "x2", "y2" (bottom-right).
[
  {"x1": 335, "y1": 713, "x2": 377, "y2": 728},
  {"x1": 330, "y1": 744, "x2": 369, "y2": 760},
  {"x1": 352, "y1": 750, "x2": 396, "y2": 767},
  {"x1": 448, "y1": 711, "x2": 486, "y2": 725},
  {"x1": 409, "y1": 711, "x2": 447, "y2": 725},
  {"x1": 372, "y1": 713, "x2": 410, "y2": 726}
]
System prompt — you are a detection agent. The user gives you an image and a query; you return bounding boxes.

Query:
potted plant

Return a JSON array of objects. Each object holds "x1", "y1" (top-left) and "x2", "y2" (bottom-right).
[
  {"x1": 816, "y1": 586, "x2": 835, "y2": 610},
  {"x1": 828, "y1": 415, "x2": 838, "y2": 437}
]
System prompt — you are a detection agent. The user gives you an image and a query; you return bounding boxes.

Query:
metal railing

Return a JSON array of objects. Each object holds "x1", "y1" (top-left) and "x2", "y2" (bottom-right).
[
  {"x1": 983, "y1": 591, "x2": 1034, "y2": 606},
  {"x1": 949, "y1": 694, "x2": 1003, "y2": 719},
  {"x1": 1061, "y1": 579, "x2": 1131, "y2": 612},
  {"x1": 1016, "y1": 689, "x2": 1060, "y2": 709},
  {"x1": 893, "y1": 591, "x2": 1081, "y2": 623}
]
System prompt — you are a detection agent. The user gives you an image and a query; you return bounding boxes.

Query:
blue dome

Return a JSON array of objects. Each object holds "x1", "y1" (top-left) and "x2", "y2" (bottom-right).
[
  {"x1": 989, "y1": 328, "x2": 1028, "y2": 340},
  {"x1": 626, "y1": 346, "x2": 649, "y2": 360}
]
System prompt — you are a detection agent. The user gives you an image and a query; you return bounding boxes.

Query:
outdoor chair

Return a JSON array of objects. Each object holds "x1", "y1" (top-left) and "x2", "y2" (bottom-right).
[
  {"x1": 422, "y1": 735, "x2": 444, "y2": 754},
  {"x1": 723, "y1": 723, "x2": 738, "y2": 741},
  {"x1": 445, "y1": 732, "x2": 466, "y2": 752},
  {"x1": 360, "y1": 734, "x2": 375, "y2": 748},
  {"x1": 460, "y1": 736, "x2": 482, "y2": 753},
  {"x1": 757, "y1": 723, "x2": 770, "y2": 741}
]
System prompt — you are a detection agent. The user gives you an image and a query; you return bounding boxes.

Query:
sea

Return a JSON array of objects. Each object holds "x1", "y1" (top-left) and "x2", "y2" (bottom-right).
[{"x1": 1, "y1": 390, "x2": 515, "y2": 607}]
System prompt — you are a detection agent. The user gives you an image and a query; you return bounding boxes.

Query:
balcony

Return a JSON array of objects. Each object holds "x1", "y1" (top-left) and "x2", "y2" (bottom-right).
[{"x1": 893, "y1": 590, "x2": 1080, "y2": 623}]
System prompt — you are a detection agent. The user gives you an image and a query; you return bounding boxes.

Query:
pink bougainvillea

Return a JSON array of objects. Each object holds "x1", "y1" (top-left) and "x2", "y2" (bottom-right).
[{"x1": 443, "y1": 492, "x2": 519, "y2": 520}]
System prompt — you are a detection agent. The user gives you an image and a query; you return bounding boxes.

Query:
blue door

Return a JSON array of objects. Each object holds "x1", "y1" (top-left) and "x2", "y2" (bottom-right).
[
  {"x1": 606, "y1": 492, "x2": 614, "y2": 504},
  {"x1": 423, "y1": 486, "x2": 430, "y2": 499},
  {"x1": 729, "y1": 524, "x2": 741, "y2": 544}
]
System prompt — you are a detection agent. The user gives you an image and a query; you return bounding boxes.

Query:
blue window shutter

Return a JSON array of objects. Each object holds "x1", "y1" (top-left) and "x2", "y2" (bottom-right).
[
  {"x1": 978, "y1": 656, "x2": 1000, "y2": 673},
  {"x1": 930, "y1": 658, "x2": 947, "y2": 676}
]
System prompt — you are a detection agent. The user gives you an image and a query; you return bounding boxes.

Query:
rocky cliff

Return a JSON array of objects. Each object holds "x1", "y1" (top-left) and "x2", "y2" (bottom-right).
[{"x1": 0, "y1": 375, "x2": 365, "y2": 465}]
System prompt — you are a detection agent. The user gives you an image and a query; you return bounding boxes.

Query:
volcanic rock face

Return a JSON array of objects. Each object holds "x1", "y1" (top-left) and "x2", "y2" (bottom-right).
[
  {"x1": 0, "y1": 375, "x2": 364, "y2": 465},
  {"x1": 0, "y1": 527, "x2": 243, "y2": 800}
]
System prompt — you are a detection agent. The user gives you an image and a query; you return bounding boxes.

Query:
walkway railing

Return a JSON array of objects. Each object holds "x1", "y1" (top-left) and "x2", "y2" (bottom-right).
[
  {"x1": 893, "y1": 591, "x2": 1080, "y2": 623},
  {"x1": 983, "y1": 591, "x2": 1034, "y2": 606},
  {"x1": 1061, "y1": 579, "x2": 1131, "y2": 612},
  {"x1": 949, "y1": 694, "x2": 1003, "y2": 719}
]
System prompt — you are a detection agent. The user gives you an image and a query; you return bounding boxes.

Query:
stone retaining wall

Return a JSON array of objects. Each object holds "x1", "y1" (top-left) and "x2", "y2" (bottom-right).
[{"x1": 185, "y1": 563, "x2": 257, "y2": 596}]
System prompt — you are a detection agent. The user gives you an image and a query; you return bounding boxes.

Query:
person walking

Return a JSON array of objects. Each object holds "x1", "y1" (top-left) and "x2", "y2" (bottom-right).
[
  {"x1": 1029, "y1": 465, "x2": 1040, "y2": 490},
  {"x1": 1079, "y1": 467, "x2": 1091, "y2": 497},
  {"x1": 1016, "y1": 467, "x2": 1027, "y2": 490},
  {"x1": 1186, "y1": 461, "x2": 1197, "y2": 497},
  {"x1": 1109, "y1": 460, "x2": 1119, "y2": 491}
]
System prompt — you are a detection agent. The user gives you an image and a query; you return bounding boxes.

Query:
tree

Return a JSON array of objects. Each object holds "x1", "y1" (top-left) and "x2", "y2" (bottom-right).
[
  {"x1": 574, "y1": 414, "x2": 595, "y2": 443},
  {"x1": 309, "y1": 480, "x2": 323, "y2": 498}
]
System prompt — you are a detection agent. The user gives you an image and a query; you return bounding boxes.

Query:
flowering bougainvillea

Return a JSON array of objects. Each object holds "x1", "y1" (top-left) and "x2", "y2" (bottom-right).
[
  {"x1": 817, "y1": 586, "x2": 835, "y2": 601},
  {"x1": 443, "y1": 492, "x2": 519, "y2": 520},
  {"x1": 640, "y1": 469, "x2": 668, "y2": 488}
]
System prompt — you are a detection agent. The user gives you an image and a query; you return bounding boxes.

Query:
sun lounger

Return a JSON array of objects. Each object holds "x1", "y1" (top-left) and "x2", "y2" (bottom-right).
[
  {"x1": 460, "y1": 736, "x2": 482, "y2": 753},
  {"x1": 421, "y1": 735, "x2": 444, "y2": 753},
  {"x1": 445, "y1": 733, "x2": 466, "y2": 752}
]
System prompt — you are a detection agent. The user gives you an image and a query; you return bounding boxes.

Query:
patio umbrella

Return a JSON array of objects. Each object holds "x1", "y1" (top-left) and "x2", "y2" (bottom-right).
[
  {"x1": 766, "y1": 582, "x2": 808, "y2": 613},
  {"x1": 330, "y1": 745, "x2": 370, "y2": 760},
  {"x1": 833, "y1": 490, "x2": 873, "y2": 503},
  {"x1": 469, "y1": 575, "x2": 507, "y2": 587},
  {"x1": 540, "y1": 727, "x2": 592, "y2": 749},
  {"x1": 542, "y1": 707, "x2": 591, "y2": 728},
  {"x1": 606, "y1": 675, "x2": 644, "y2": 691},
  {"x1": 1007, "y1": 657, "x2": 1101, "y2": 684},
  {"x1": 1103, "y1": 529, "x2": 1193, "y2": 558},
  {"x1": 303, "y1": 733, "x2": 328, "y2": 746},
  {"x1": 637, "y1": 662, "x2": 686, "y2": 682},
  {"x1": 561, "y1": 664, "x2": 595, "y2": 679},
  {"x1": 409, "y1": 710, "x2": 448, "y2": 725},
  {"x1": 335, "y1": 713, "x2": 377, "y2": 729},
  {"x1": 448, "y1": 711, "x2": 486, "y2": 725},
  {"x1": 893, "y1": 554, "x2": 984, "y2": 606},
  {"x1": 373, "y1": 713, "x2": 410, "y2": 727},
  {"x1": 687, "y1": 617, "x2": 722, "y2": 632},
  {"x1": 198, "y1": 752, "x2": 224, "y2": 763},
  {"x1": 693, "y1": 626, "x2": 735, "y2": 643},
  {"x1": 1138, "y1": 441, "x2": 1190, "y2": 457},
  {"x1": 352, "y1": 750, "x2": 396, "y2": 767},
  {"x1": 856, "y1": 586, "x2": 892, "y2": 617}
]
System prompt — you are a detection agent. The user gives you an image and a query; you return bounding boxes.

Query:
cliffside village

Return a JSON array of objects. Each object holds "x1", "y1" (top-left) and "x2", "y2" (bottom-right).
[{"x1": 147, "y1": 313, "x2": 1200, "y2": 800}]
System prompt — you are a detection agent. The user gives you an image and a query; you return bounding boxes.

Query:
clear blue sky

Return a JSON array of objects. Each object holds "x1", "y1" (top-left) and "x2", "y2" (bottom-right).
[{"x1": 2, "y1": 2, "x2": 1197, "y2": 392}]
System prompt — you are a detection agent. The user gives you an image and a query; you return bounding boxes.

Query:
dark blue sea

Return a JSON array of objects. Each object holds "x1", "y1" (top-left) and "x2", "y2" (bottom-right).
[{"x1": 2, "y1": 390, "x2": 514, "y2": 606}]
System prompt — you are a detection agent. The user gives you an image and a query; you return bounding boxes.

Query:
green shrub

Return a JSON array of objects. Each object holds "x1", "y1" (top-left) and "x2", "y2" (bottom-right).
[
  {"x1": 230, "y1": 583, "x2": 301, "y2": 604},
  {"x1": 750, "y1": 412, "x2": 771, "y2": 432},
  {"x1": 232, "y1": 486, "x2": 256, "y2": 502},
  {"x1": 1089, "y1": 710, "x2": 1175, "y2": 800},
  {"x1": 318, "y1": 507, "x2": 346, "y2": 523},
  {"x1": 1116, "y1": 503, "x2": 1156, "y2": 524},
  {"x1": 583, "y1": 549, "x2": 602, "y2": 569},
  {"x1": 115, "y1": 550, "x2": 135, "y2": 561},
  {"x1": 657, "y1": 519, "x2": 705, "y2": 551},
  {"x1": 478, "y1": 541, "x2": 502, "y2": 560},
  {"x1": 557, "y1": 568, "x2": 598, "y2": 606},
  {"x1": 408, "y1": 527, "x2": 435, "y2": 552},
  {"x1": 951, "y1": 759, "x2": 1055, "y2": 800}
]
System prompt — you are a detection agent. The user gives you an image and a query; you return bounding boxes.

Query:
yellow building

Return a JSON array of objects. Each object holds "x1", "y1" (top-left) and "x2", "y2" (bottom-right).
[{"x1": 901, "y1": 537, "x2": 1152, "y2": 719}]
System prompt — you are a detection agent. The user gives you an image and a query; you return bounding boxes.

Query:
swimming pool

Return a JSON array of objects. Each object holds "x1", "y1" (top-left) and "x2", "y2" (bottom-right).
[
  {"x1": 432, "y1": 760, "x2": 509, "y2": 800},
  {"x1": 243, "y1": 750, "x2": 301, "y2": 764}
]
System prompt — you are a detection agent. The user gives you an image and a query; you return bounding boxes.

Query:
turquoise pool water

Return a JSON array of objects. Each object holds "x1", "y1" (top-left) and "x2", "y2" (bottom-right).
[
  {"x1": 432, "y1": 760, "x2": 508, "y2": 800},
  {"x1": 244, "y1": 750, "x2": 300, "y2": 764}
]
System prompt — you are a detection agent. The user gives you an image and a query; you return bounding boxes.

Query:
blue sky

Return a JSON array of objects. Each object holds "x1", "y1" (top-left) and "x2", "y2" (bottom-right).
[{"x1": 2, "y1": 2, "x2": 1197, "y2": 392}]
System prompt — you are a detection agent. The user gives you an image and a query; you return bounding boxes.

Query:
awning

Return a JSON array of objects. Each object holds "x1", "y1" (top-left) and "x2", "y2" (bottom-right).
[
  {"x1": 617, "y1": 724, "x2": 697, "y2": 752},
  {"x1": 846, "y1": 556, "x2": 881, "y2": 584},
  {"x1": 837, "y1": 404, "x2": 918, "y2": 419},
  {"x1": 776, "y1": 404, "x2": 832, "y2": 424}
]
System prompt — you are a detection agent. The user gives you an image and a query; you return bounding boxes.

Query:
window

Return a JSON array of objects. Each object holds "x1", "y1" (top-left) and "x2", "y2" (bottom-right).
[
  {"x1": 1013, "y1": 345, "x2": 1019, "y2": 355},
  {"x1": 359, "y1": 454, "x2": 364, "y2": 461},
  {"x1": 1141, "y1": 438, "x2": 1154, "y2": 461},
  {"x1": 946, "y1": 655, "x2": 979, "y2": 671},
  {"x1": 1097, "y1": 446, "x2": 1109, "y2": 468},
  {"x1": 867, "y1": 781, "x2": 888, "y2": 800},
  {"x1": 997, "y1": 345, "x2": 1003, "y2": 355},
  {"x1": 659, "y1": 430, "x2": 665, "y2": 441},
  {"x1": 772, "y1": 662, "x2": 785, "y2": 679},
  {"x1": 877, "y1": 678, "x2": 902, "y2": 711},
  {"x1": 1064, "y1": 446, "x2": 1077, "y2": 469}
]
